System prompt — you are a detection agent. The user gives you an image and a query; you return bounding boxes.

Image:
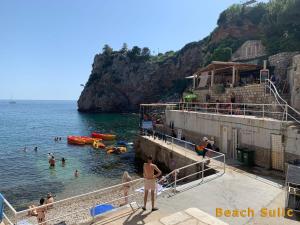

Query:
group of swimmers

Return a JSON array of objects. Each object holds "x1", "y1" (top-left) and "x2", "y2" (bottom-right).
[
  {"x1": 54, "y1": 137, "x2": 62, "y2": 142},
  {"x1": 28, "y1": 193, "x2": 55, "y2": 225},
  {"x1": 47, "y1": 153, "x2": 79, "y2": 177},
  {"x1": 23, "y1": 146, "x2": 38, "y2": 152}
]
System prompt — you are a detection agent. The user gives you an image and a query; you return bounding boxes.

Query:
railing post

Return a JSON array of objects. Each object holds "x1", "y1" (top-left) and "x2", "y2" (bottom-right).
[
  {"x1": 172, "y1": 137, "x2": 174, "y2": 150},
  {"x1": 201, "y1": 161, "x2": 204, "y2": 183},
  {"x1": 244, "y1": 104, "x2": 246, "y2": 116},
  {"x1": 285, "y1": 104, "x2": 288, "y2": 121},
  {"x1": 231, "y1": 103, "x2": 233, "y2": 115},
  {"x1": 263, "y1": 104, "x2": 265, "y2": 118},
  {"x1": 174, "y1": 170, "x2": 177, "y2": 192}
]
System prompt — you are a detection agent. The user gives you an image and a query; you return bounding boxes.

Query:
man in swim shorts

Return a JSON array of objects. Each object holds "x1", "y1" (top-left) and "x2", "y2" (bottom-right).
[{"x1": 143, "y1": 155, "x2": 161, "y2": 211}]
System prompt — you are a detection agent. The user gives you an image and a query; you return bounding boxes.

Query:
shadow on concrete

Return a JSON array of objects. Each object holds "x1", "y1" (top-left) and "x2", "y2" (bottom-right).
[{"x1": 122, "y1": 210, "x2": 152, "y2": 225}]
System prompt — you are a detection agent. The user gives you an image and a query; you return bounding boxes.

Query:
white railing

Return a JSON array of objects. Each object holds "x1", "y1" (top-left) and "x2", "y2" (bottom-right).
[
  {"x1": 159, "y1": 149, "x2": 225, "y2": 192},
  {"x1": 166, "y1": 101, "x2": 287, "y2": 120},
  {"x1": 142, "y1": 129, "x2": 226, "y2": 191},
  {"x1": 2, "y1": 178, "x2": 145, "y2": 225},
  {"x1": 265, "y1": 79, "x2": 300, "y2": 124}
]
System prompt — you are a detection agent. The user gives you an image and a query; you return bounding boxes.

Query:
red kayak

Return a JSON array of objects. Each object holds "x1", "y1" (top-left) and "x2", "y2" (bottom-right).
[
  {"x1": 91, "y1": 132, "x2": 116, "y2": 141},
  {"x1": 67, "y1": 136, "x2": 85, "y2": 145}
]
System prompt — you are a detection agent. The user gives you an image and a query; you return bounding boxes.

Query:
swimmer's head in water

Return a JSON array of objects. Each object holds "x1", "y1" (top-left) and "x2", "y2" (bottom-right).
[{"x1": 40, "y1": 198, "x2": 45, "y2": 205}]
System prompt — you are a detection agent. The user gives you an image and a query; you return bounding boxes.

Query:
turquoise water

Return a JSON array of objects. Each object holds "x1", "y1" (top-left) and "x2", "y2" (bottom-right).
[{"x1": 0, "y1": 100, "x2": 141, "y2": 210}]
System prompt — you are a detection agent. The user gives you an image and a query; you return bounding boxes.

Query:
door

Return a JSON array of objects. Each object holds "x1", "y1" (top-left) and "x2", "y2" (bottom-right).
[
  {"x1": 222, "y1": 126, "x2": 228, "y2": 154},
  {"x1": 232, "y1": 128, "x2": 238, "y2": 159},
  {"x1": 271, "y1": 134, "x2": 284, "y2": 171}
]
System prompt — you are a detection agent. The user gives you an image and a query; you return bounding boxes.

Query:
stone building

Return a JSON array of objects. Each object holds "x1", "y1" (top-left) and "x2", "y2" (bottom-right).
[{"x1": 231, "y1": 40, "x2": 266, "y2": 62}]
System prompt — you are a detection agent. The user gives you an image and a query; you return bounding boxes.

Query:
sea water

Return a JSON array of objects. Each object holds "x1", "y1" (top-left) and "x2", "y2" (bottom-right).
[{"x1": 0, "y1": 100, "x2": 141, "y2": 210}]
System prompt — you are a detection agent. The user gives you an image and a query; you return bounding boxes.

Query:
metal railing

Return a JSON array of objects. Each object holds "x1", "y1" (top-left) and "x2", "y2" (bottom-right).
[
  {"x1": 265, "y1": 79, "x2": 300, "y2": 124},
  {"x1": 2, "y1": 178, "x2": 145, "y2": 225},
  {"x1": 142, "y1": 129, "x2": 225, "y2": 191},
  {"x1": 166, "y1": 101, "x2": 287, "y2": 120},
  {"x1": 158, "y1": 148, "x2": 225, "y2": 192}
]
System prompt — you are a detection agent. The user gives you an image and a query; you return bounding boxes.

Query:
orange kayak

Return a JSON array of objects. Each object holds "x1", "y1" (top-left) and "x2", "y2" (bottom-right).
[
  {"x1": 67, "y1": 136, "x2": 85, "y2": 145},
  {"x1": 80, "y1": 136, "x2": 102, "y2": 144},
  {"x1": 91, "y1": 132, "x2": 116, "y2": 141}
]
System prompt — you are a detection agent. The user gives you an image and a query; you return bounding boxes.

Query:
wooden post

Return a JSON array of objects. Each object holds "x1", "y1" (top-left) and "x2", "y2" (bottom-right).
[
  {"x1": 232, "y1": 66, "x2": 236, "y2": 87},
  {"x1": 211, "y1": 69, "x2": 215, "y2": 87}
]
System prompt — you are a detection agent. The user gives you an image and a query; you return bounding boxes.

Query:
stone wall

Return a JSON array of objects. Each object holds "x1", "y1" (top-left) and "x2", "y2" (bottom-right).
[
  {"x1": 165, "y1": 110, "x2": 292, "y2": 169},
  {"x1": 194, "y1": 84, "x2": 274, "y2": 104},
  {"x1": 232, "y1": 40, "x2": 266, "y2": 62},
  {"x1": 288, "y1": 54, "x2": 300, "y2": 111},
  {"x1": 268, "y1": 52, "x2": 300, "y2": 84}
]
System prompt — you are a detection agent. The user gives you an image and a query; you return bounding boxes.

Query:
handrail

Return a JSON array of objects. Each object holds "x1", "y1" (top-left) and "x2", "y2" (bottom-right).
[{"x1": 266, "y1": 79, "x2": 300, "y2": 123}]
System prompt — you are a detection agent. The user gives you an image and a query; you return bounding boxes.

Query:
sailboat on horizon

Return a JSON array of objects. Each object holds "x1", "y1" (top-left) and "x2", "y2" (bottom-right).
[{"x1": 9, "y1": 95, "x2": 16, "y2": 104}]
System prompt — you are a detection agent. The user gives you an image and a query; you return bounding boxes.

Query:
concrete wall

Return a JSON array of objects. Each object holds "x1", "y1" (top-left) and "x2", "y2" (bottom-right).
[
  {"x1": 134, "y1": 136, "x2": 203, "y2": 179},
  {"x1": 165, "y1": 110, "x2": 288, "y2": 169}
]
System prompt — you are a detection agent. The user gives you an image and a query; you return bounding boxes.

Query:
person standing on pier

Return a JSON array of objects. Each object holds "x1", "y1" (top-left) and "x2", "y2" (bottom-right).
[{"x1": 143, "y1": 156, "x2": 161, "y2": 211}]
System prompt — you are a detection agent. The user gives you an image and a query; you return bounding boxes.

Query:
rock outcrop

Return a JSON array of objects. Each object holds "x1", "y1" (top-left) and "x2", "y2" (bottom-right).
[{"x1": 78, "y1": 43, "x2": 204, "y2": 112}]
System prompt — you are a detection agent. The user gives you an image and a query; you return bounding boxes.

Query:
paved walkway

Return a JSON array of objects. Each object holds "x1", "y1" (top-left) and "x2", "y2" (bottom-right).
[
  {"x1": 145, "y1": 208, "x2": 228, "y2": 225},
  {"x1": 90, "y1": 165, "x2": 296, "y2": 225}
]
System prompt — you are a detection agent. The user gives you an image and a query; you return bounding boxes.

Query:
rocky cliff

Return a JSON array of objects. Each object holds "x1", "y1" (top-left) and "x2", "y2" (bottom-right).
[
  {"x1": 78, "y1": 0, "x2": 300, "y2": 112},
  {"x1": 77, "y1": 42, "x2": 204, "y2": 112}
]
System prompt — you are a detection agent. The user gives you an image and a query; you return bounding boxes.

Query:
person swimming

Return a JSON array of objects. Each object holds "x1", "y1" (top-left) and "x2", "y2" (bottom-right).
[
  {"x1": 61, "y1": 158, "x2": 66, "y2": 166},
  {"x1": 49, "y1": 156, "x2": 55, "y2": 167},
  {"x1": 34, "y1": 146, "x2": 38, "y2": 152},
  {"x1": 74, "y1": 170, "x2": 79, "y2": 177}
]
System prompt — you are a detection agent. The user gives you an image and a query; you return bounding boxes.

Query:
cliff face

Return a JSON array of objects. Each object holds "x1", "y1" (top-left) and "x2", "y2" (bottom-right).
[
  {"x1": 77, "y1": 6, "x2": 264, "y2": 113},
  {"x1": 78, "y1": 43, "x2": 204, "y2": 112}
]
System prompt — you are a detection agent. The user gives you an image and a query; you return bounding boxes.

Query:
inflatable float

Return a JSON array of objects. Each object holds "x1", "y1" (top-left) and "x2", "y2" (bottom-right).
[
  {"x1": 106, "y1": 146, "x2": 127, "y2": 154},
  {"x1": 93, "y1": 141, "x2": 106, "y2": 149},
  {"x1": 91, "y1": 132, "x2": 116, "y2": 141}
]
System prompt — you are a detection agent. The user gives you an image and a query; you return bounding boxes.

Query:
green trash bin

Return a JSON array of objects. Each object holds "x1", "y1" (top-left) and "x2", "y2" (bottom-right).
[
  {"x1": 242, "y1": 149, "x2": 255, "y2": 167},
  {"x1": 236, "y1": 148, "x2": 244, "y2": 163}
]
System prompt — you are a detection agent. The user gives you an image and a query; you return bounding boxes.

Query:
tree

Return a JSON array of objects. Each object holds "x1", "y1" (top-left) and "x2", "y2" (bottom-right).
[
  {"x1": 211, "y1": 47, "x2": 232, "y2": 62},
  {"x1": 131, "y1": 46, "x2": 141, "y2": 56},
  {"x1": 102, "y1": 44, "x2": 113, "y2": 55},
  {"x1": 127, "y1": 46, "x2": 141, "y2": 60},
  {"x1": 120, "y1": 43, "x2": 128, "y2": 54},
  {"x1": 141, "y1": 47, "x2": 151, "y2": 59}
]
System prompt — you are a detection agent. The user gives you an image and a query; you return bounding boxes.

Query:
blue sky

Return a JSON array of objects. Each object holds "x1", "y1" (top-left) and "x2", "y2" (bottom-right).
[{"x1": 0, "y1": 0, "x2": 252, "y2": 100}]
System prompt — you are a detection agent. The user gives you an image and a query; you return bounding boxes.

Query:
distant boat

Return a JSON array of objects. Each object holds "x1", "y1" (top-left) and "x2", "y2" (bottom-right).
[{"x1": 9, "y1": 100, "x2": 16, "y2": 104}]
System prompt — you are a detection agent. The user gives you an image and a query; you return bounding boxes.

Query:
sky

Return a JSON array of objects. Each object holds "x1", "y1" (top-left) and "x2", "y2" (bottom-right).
[{"x1": 0, "y1": 0, "x2": 255, "y2": 100}]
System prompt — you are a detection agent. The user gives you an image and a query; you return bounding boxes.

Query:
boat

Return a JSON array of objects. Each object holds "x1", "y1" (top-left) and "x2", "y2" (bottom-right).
[
  {"x1": 67, "y1": 136, "x2": 85, "y2": 145},
  {"x1": 91, "y1": 132, "x2": 116, "y2": 141},
  {"x1": 93, "y1": 141, "x2": 106, "y2": 149},
  {"x1": 106, "y1": 146, "x2": 127, "y2": 154}
]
